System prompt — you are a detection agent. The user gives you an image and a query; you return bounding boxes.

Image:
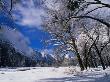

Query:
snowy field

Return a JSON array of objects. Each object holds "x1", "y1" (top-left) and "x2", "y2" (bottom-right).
[{"x1": 0, "y1": 67, "x2": 110, "y2": 82}]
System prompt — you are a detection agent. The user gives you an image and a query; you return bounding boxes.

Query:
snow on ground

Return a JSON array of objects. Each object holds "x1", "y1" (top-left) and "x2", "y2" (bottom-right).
[{"x1": 0, "y1": 67, "x2": 110, "y2": 82}]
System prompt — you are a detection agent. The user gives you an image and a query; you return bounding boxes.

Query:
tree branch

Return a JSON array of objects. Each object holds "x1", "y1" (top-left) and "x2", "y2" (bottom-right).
[
  {"x1": 85, "y1": 6, "x2": 106, "y2": 15},
  {"x1": 86, "y1": 2, "x2": 110, "y2": 8},
  {"x1": 9, "y1": 0, "x2": 13, "y2": 12},
  {"x1": 68, "y1": 15, "x2": 110, "y2": 27}
]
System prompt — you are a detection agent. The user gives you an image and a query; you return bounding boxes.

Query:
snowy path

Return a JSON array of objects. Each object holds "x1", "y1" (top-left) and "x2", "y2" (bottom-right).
[{"x1": 0, "y1": 67, "x2": 110, "y2": 82}]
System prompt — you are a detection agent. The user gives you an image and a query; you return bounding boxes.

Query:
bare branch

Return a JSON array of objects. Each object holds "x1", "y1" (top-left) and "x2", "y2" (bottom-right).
[
  {"x1": 86, "y1": 2, "x2": 110, "y2": 8},
  {"x1": 68, "y1": 15, "x2": 110, "y2": 27},
  {"x1": 9, "y1": 0, "x2": 13, "y2": 12},
  {"x1": 85, "y1": 6, "x2": 106, "y2": 15}
]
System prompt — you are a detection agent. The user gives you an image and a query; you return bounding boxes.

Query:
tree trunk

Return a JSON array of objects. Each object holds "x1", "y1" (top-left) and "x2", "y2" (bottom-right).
[
  {"x1": 95, "y1": 45, "x2": 106, "y2": 70},
  {"x1": 99, "y1": 54, "x2": 106, "y2": 70},
  {"x1": 76, "y1": 52, "x2": 85, "y2": 71},
  {"x1": 70, "y1": 34, "x2": 85, "y2": 71},
  {"x1": 83, "y1": 54, "x2": 88, "y2": 69},
  {"x1": 72, "y1": 40, "x2": 84, "y2": 71}
]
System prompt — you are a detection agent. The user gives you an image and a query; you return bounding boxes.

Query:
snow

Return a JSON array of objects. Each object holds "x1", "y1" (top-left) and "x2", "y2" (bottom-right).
[{"x1": 0, "y1": 67, "x2": 110, "y2": 82}]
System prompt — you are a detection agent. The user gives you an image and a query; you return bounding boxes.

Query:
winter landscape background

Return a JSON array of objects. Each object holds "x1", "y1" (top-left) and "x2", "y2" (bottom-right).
[{"x1": 1, "y1": 0, "x2": 110, "y2": 82}]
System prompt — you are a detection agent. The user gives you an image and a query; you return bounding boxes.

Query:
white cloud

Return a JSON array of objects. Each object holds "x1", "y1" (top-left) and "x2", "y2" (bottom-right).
[
  {"x1": 13, "y1": 0, "x2": 45, "y2": 29},
  {"x1": 0, "y1": 26, "x2": 34, "y2": 57}
]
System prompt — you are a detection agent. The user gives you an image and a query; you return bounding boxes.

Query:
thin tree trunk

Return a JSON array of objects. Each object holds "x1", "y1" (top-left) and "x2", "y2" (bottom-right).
[
  {"x1": 69, "y1": 32, "x2": 85, "y2": 71},
  {"x1": 76, "y1": 52, "x2": 85, "y2": 70},
  {"x1": 94, "y1": 44, "x2": 106, "y2": 70},
  {"x1": 72, "y1": 39, "x2": 84, "y2": 71}
]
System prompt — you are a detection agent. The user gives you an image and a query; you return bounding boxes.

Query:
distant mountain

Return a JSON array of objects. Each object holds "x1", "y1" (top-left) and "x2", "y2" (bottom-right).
[
  {"x1": 0, "y1": 26, "x2": 55, "y2": 67},
  {"x1": 0, "y1": 26, "x2": 34, "y2": 57},
  {"x1": 43, "y1": 53, "x2": 55, "y2": 66},
  {"x1": 0, "y1": 26, "x2": 37, "y2": 67},
  {"x1": 31, "y1": 51, "x2": 56, "y2": 66},
  {"x1": 0, "y1": 39, "x2": 37, "y2": 67}
]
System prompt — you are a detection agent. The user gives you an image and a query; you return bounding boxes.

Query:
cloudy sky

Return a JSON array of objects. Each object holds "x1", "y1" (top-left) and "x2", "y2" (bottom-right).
[
  {"x1": 0, "y1": 0, "x2": 54, "y2": 53},
  {"x1": 12, "y1": 0, "x2": 51, "y2": 51},
  {"x1": 14, "y1": 0, "x2": 44, "y2": 28}
]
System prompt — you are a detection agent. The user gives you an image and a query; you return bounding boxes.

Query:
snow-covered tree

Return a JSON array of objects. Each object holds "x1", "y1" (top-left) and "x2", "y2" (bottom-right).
[{"x1": 42, "y1": 0, "x2": 110, "y2": 70}]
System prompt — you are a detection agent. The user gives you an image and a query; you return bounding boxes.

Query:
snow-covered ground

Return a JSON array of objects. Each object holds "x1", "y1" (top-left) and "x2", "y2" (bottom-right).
[{"x1": 0, "y1": 67, "x2": 110, "y2": 82}]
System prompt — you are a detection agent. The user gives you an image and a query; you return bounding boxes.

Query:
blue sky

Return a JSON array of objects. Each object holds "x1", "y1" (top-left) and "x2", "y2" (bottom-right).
[
  {"x1": 16, "y1": 25, "x2": 51, "y2": 50},
  {"x1": 0, "y1": 14, "x2": 50, "y2": 50},
  {"x1": 0, "y1": 0, "x2": 53, "y2": 51}
]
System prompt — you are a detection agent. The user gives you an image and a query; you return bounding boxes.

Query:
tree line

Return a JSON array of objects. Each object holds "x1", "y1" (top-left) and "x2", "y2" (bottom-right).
[{"x1": 42, "y1": 0, "x2": 110, "y2": 70}]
